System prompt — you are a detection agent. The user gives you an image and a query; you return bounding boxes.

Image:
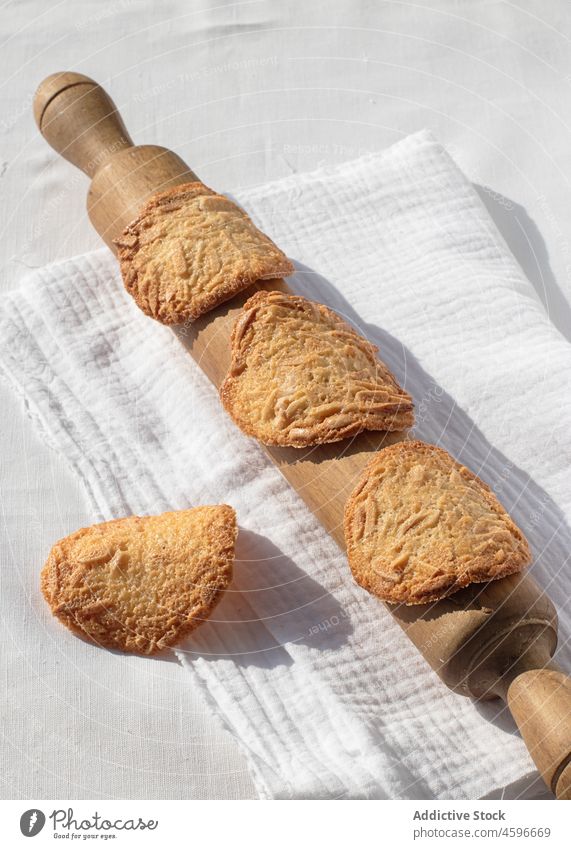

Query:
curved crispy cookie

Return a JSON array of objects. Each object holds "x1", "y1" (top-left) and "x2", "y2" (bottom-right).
[
  {"x1": 114, "y1": 182, "x2": 294, "y2": 324},
  {"x1": 41, "y1": 506, "x2": 236, "y2": 654},
  {"x1": 219, "y1": 291, "x2": 414, "y2": 447},
  {"x1": 344, "y1": 441, "x2": 530, "y2": 605}
]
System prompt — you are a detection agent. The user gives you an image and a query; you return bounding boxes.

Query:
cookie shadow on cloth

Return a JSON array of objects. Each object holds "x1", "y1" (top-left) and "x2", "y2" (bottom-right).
[
  {"x1": 475, "y1": 184, "x2": 571, "y2": 343},
  {"x1": 173, "y1": 529, "x2": 353, "y2": 670},
  {"x1": 290, "y1": 263, "x2": 571, "y2": 677}
]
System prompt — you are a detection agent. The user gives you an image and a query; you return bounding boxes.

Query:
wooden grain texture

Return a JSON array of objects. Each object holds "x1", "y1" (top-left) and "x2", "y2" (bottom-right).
[
  {"x1": 33, "y1": 72, "x2": 571, "y2": 798},
  {"x1": 505, "y1": 668, "x2": 571, "y2": 798},
  {"x1": 35, "y1": 72, "x2": 196, "y2": 246}
]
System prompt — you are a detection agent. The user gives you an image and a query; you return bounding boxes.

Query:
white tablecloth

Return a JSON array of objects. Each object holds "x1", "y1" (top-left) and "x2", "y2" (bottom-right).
[{"x1": 2, "y1": 0, "x2": 570, "y2": 800}]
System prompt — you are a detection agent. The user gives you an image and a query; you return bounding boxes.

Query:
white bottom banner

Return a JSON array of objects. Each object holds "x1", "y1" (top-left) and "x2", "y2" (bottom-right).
[{"x1": 0, "y1": 800, "x2": 568, "y2": 848}]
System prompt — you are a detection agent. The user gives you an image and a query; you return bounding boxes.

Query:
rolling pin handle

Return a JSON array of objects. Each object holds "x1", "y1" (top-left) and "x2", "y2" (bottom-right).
[
  {"x1": 33, "y1": 72, "x2": 133, "y2": 177},
  {"x1": 502, "y1": 664, "x2": 571, "y2": 799}
]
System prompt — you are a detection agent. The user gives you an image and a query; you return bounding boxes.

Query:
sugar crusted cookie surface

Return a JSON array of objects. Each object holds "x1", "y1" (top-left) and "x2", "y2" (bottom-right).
[
  {"x1": 115, "y1": 182, "x2": 294, "y2": 324},
  {"x1": 220, "y1": 290, "x2": 414, "y2": 447},
  {"x1": 41, "y1": 506, "x2": 236, "y2": 654},
  {"x1": 344, "y1": 441, "x2": 530, "y2": 605}
]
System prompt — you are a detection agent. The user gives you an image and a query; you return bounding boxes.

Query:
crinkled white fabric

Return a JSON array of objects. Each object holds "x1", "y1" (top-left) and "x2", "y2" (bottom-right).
[{"x1": 1, "y1": 131, "x2": 570, "y2": 799}]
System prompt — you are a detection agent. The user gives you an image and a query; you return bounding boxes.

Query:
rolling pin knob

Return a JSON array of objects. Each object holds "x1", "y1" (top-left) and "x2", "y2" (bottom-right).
[
  {"x1": 394, "y1": 570, "x2": 571, "y2": 797},
  {"x1": 33, "y1": 72, "x2": 133, "y2": 177},
  {"x1": 503, "y1": 666, "x2": 571, "y2": 799},
  {"x1": 33, "y1": 72, "x2": 198, "y2": 248},
  {"x1": 555, "y1": 759, "x2": 571, "y2": 800}
]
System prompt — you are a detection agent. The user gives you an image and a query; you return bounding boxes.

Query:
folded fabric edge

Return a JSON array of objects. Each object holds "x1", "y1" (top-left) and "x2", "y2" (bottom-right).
[
  {"x1": 0, "y1": 304, "x2": 106, "y2": 521},
  {"x1": 238, "y1": 129, "x2": 438, "y2": 202},
  {"x1": 175, "y1": 648, "x2": 288, "y2": 800}
]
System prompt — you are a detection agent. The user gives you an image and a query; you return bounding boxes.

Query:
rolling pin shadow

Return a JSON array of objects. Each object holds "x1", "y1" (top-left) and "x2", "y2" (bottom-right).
[{"x1": 34, "y1": 72, "x2": 571, "y2": 799}]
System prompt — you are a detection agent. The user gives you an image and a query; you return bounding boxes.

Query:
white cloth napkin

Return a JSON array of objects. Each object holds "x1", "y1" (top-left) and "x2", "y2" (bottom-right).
[{"x1": 2, "y1": 130, "x2": 570, "y2": 800}]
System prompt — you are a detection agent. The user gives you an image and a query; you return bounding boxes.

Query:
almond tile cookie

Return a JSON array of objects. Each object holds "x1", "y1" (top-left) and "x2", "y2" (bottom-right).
[
  {"x1": 219, "y1": 291, "x2": 414, "y2": 447},
  {"x1": 41, "y1": 505, "x2": 236, "y2": 654},
  {"x1": 115, "y1": 182, "x2": 294, "y2": 324},
  {"x1": 344, "y1": 441, "x2": 531, "y2": 605}
]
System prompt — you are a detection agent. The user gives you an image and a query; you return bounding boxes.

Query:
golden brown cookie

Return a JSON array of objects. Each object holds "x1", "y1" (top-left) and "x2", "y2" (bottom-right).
[
  {"x1": 114, "y1": 182, "x2": 294, "y2": 324},
  {"x1": 219, "y1": 290, "x2": 414, "y2": 447},
  {"x1": 41, "y1": 506, "x2": 236, "y2": 654},
  {"x1": 344, "y1": 440, "x2": 530, "y2": 605}
]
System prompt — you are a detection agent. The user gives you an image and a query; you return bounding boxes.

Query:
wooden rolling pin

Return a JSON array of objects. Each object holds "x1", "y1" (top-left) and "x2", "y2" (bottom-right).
[{"x1": 34, "y1": 72, "x2": 571, "y2": 799}]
